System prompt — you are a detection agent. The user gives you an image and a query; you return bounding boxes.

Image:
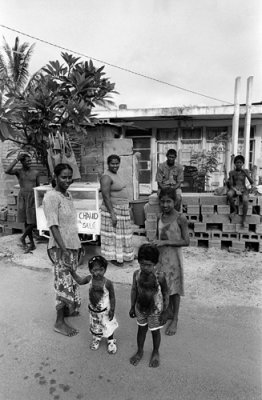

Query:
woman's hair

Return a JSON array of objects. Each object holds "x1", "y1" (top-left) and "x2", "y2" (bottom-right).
[
  {"x1": 137, "y1": 243, "x2": 159, "y2": 265},
  {"x1": 51, "y1": 163, "x2": 73, "y2": 187},
  {"x1": 107, "y1": 154, "x2": 120, "y2": 164},
  {"x1": 234, "y1": 155, "x2": 245, "y2": 164},
  {"x1": 88, "y1": 255, "x2": 108, "y2": 272},
  {"x1": 158, "y1": 187, "x2": 177, "y2": 203},
  {"x1": 53, "y1": 163, "x2": 73, "y2": 177}
]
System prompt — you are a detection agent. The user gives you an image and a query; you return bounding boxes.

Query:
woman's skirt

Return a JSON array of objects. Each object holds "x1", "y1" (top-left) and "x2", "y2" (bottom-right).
[
  {"x1": 50, "y1": 247, "x2": 81, "y2": 313},
  {"x1": 100, "y1": 203, "x2": 134, "y2": 263}
]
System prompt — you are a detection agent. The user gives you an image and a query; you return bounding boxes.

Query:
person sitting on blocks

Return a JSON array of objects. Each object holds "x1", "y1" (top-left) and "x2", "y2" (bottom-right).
[{"x1": 227, "y1": 155, "x2": 254, "y2": 227}]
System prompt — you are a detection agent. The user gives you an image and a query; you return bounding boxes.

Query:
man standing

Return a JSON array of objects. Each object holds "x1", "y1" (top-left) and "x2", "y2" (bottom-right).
[
  {"x1": 5, "y1": 152, "x2": 40, "y2": 251},
  {"x1": 156, "y1": 149, "x2": 184, "y2": 211}
]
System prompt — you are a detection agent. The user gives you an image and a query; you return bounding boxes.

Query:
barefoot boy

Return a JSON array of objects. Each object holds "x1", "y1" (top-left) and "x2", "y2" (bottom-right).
[
  {"x1": 227, "y1": 155, "x2": 254, "y2": 227},
  {"x1": 129, "y1": 244, "x2": 169, "y2": 368}
]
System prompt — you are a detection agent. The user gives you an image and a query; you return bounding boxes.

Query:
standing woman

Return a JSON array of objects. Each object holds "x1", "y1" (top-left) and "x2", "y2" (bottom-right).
[
  {"x1": 43, "y1": 163, "x2": 81, "y2": 337},
  {"x1": 100, "y1": 154, "x2": 134, "y2": 266}
]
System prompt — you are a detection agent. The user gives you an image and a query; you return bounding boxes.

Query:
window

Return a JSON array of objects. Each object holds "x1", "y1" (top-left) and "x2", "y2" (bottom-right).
[
  {"x1": 157, "y1": 128, "x2": 178, "y2": 141},
  {"x1": 206, "y1": 127, "x2": 228, "y2": 141},
  {"x1": 181, "y1": 128, "x2": 202, "y2": 144}
]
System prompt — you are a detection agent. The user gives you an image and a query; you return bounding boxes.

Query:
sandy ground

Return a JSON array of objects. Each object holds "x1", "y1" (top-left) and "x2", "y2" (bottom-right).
[
  {"x1": 0, "y1": 233, "x2": 261, "y2": 310},
  {"x1": 0, "y1": 234, "x2": 261, "y2": 400}
]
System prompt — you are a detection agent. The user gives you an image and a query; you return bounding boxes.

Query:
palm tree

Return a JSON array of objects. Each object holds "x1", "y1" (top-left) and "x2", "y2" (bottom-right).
[{"x1": 0, "y1": 36, "x2": 35, "y2": 95}]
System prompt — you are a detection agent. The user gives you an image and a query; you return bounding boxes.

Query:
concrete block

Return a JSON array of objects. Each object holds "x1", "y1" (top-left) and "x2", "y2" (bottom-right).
[
  {"x1": 211, "y1": 196, "x2": 228, "y2": 205},
  {"x1": 248, "y1": 196, "x2": 257, "y2": 205},
  {"x1": 255, "y1": 224, "x2": 262, "y2": 234},
  {"x1": 222, "y1": 223, "x2": 236, "y2": 233},
  {"x1": 146, "y1": 230, "x2": 157, "y2": 241},
  {"x1": 235, "y1": 224, "x2": 249, "y2": 233},
  {"x1": 238, "y1": 205, "x2": 252, "y2": 216},
  {"x1": 7, "y1": 195, "x2": 17, "y2": 205},
  {"x1": 240, "y1": 233, "x2": 260, "y2": 241},
  {"x1": 194, "y1": 231, "x2": 212, "y2": 239},
  {"x1": 182, "y1": 195, "x2": 199, "y2": 205},
  {"x1": 245, "y1": 215, "x2": 261, "y2": 224},
  {"x1": 209, "y1": 239, "x2": 221, "y2": 249},
  {"x1": 148, "y1": 194, "x2": 159, "y2": 205},
  {"x1": 202, "y1": 215, "x2": 230, "y2": 223},
  {"x1": 187, "y1": 205, "x2": 200, "y2": 215},
  {"x1": 186, "y1": 215, "x2": 200, "y2": 222},
  {"x1": 257, "y1": 196, "x2": 262, "y2": 207},
  {"x1": 211, "y1": 230, "x2": 222, "y2": 239},
  {"x1": 199, "y1": 195, "x2": 226, "y2": 205},
  {"x1": 145, "y1": 221, "x2": 157, "y2": 231},
  {"x1": 146, "y1": 213, "x2": 158, "y2": 222},
  {"x1": 217, "y1": 205, "x2": 230, "y2": 215},
  {"x1": 221, "y1": 232, "x2": 239, "y2": 240},
  {"x1": 194, "y1": 223, "x2": 206, "y2": 232},
  {"x1": 201, "y1": 205, "x2": 214, "y2": 214},
  {"x1": 231, "y1": 241, "x2": 245, "y2": 251},
  {"x1": 189, "y1": 238, "x2": 198, "y2": 247}
]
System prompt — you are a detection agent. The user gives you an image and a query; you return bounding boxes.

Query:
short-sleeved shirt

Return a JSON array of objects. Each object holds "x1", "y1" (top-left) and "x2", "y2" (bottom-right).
[
  {"x1": 156, "y1": 161, "x2": 184, "y2": 188},
  {"x1": 43, "y1": 189, "x2": 81, "y2": 250}
]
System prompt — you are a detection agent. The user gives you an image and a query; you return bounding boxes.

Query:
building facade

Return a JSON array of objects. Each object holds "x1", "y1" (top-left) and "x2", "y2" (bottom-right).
[{"x1": 97, "y1": 104, "x2": 262, "y2": 195}]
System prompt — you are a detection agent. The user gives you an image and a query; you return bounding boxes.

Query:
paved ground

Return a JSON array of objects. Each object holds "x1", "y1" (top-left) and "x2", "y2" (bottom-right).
[{"x1": 0, "y1": 233, "x2": 261, "y2": 400}]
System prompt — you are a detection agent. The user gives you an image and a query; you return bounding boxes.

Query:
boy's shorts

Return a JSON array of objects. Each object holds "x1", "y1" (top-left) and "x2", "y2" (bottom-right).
[{"x1": 135, "y1": 307, "x2": 164, "y2": 331}]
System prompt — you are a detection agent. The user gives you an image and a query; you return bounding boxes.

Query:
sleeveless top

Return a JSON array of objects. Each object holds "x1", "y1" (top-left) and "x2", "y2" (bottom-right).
[{"x1": 102, "y1": 170, "x2": 129, "y2": 205}]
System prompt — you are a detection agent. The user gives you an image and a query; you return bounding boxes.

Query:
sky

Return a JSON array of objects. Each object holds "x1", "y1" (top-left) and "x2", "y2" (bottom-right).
[{"x1": 1, "y1": 0, "x2": 262, "y2": 109}]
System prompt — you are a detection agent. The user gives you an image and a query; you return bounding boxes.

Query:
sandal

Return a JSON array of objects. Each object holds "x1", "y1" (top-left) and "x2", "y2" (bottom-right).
[
  {"x1": 90, "y1": 337, "x2": 101, "y2": 351},
  {"x1": 107, "y1": 338, "x2": 117, "y2": 354}
]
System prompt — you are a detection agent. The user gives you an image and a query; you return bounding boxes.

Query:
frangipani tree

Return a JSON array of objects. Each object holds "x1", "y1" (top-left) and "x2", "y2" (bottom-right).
[{"x1": 0, "y1": 45, "x2": 117, "y2": 173}]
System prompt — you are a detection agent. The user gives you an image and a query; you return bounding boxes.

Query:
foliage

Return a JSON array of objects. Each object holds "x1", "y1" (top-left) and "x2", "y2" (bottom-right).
[
  {"x1": 190, "y1": 131, "x2": 229, "y2": 191},
  {"x1": 0, "y1": 36, "x2": 35, "y2": 95},
  {"x1": 0, "y1": 40, "x2": 117, "y2": 173}
]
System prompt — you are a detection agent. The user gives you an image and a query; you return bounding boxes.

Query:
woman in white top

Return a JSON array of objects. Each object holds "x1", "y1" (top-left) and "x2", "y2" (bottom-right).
[
  {"x1": 43, "y1": 163, "x2": 81, "y2": 337},
  {"x1": 100, "y1": 154, "x2": 134, "y2": 266}
]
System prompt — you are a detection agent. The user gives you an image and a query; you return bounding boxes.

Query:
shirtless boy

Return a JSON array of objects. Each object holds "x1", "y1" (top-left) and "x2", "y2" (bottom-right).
[
  {"x1": 227, "y1": 155, "x2": 254, "y2": 227},
  {"x1": 5, "y1": 152, "x2": 40, "y2": 251}
]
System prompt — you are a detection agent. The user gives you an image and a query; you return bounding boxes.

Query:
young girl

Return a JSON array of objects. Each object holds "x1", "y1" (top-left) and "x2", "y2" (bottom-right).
[
  {"x1": 68, "y1": 255, "x2": 118, "y2": 354},
  {"x1": 129, "y1": 244, "x2": 169, "y2": 368},
  {"x1": 153, "y1": 187, "x2": 189, "y2": 336}
]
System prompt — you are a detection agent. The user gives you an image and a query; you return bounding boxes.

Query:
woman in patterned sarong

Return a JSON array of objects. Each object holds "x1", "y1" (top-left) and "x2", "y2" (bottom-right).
[
  {"x1": 100, "y1": 154, "x2": 134, "y2": 267},
  {"x1": 43, "y1": 163, "x2": 81, "y2": 337}
]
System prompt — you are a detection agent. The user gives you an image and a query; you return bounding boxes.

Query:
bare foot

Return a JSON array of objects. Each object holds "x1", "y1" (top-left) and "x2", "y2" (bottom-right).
[
  {"x1": 19, "y1": 237, "x2": 27, "y2": 249},
  {"x1": 54, "y1": 322, "x2": 79, "y2": 337},
  {"x1": 149, "y1": 350, "x2": 160, "y2": 368},
  {"x1": 130, "y1": 351, "x2": 143, "y2": 366},
  {"x1": 165, "y1": 319, "x2": 178, "y2": 336}
]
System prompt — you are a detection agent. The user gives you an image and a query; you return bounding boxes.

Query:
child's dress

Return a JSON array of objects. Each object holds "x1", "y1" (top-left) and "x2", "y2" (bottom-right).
[
  {"x1": 88, "y1": 278, "x2": 118, "y2": 338},
  {"x1": 157, "y1": 214, "x2": 184, "y2": 296}
]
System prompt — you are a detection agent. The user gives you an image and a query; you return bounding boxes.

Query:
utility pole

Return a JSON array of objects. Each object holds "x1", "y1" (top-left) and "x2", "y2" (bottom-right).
[
  {"x1": 231, "y1": 77, "x2": 241, "y2": 169},
  {"x1": 243, "y1": 76, "x2": 254, "y2": 169}
]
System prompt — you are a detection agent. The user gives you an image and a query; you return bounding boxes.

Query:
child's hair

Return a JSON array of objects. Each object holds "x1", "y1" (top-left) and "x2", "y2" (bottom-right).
[
  {"x1": 234, "y1": 155, "x2": 245, "y2": 164},
  {"x1": 137, "y1": 243, "x2": 159, "y2": 265},
  {"x1": 88, "y1": 255, "x2": 108, "y2": 271},
  {"x1": 158, "y1": 187, "x2": 177, "y2": 203}
]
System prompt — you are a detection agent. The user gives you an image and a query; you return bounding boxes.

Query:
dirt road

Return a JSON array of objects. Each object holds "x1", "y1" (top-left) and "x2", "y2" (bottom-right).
[{"x1": 0, "y1": 234, "x2": 261, "y2": 400}]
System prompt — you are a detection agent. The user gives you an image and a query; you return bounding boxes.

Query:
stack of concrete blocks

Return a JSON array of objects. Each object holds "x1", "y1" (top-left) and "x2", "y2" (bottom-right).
[
  {"x1": 144, "y1": 194, "x2": 160, "y2": 241},
  {"x1": 144, "y1": 193, "x2": 262, "y2": 252},
  {"x1": 0, "y1": 186, "x2": 24, "y2": 235}
]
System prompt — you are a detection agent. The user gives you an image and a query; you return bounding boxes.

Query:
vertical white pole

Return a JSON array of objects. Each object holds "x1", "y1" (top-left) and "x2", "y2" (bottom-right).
[
  {"x1": 243, "y1": 76, "x2": 254, "y2": 169},
  {"x1": 231, "y1": 77, "x2": 241, "y2": 168}
]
